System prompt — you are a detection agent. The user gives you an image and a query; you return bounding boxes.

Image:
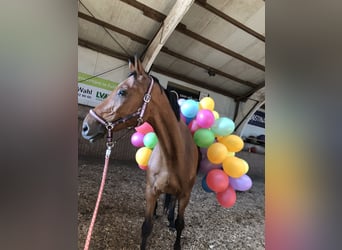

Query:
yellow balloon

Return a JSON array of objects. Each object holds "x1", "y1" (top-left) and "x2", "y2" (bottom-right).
[
  {"x1": 241, "y1": 159, "x2": 249, "y2": 173},
  {"x1": 200, "y1": 97, "x2": 215, "y2": 111},
  {"x1": 207, "y1": 142, "x2": 228, "y2": 164},
  {"x1": 222, "y1": 156, "x2": 248, "y2": 178},
  {"x1": 226, "y1": 151, "x2": 235, "y2": 157},
  {"x1": 218, "y1": 134, "x2": 244, "y2": 152},
  {"x1": 135, "y1": 147, "x2": 152, "y2": 166},
  {"x1": 212, "y1": 110, "x2": 220, "y2": 120}
]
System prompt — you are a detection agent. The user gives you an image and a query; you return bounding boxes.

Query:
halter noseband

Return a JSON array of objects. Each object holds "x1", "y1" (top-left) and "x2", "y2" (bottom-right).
[{"x1": 88, "y1": 76, "x2": 155, "y2": 147}]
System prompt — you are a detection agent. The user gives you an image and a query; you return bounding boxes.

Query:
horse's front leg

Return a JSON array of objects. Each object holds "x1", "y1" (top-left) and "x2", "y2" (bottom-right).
[
  {"x1": 174, "y1": 194, "x2": 191, "y2": 250},
  {"x1": 140, "y1": 185, "x2": 158, "y2": 250}
]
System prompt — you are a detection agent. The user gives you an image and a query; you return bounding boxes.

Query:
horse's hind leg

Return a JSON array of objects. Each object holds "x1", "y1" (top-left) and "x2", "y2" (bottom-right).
[
  {"x1": 174, "y1": 194, "x2": 191, "y2": 250},
  {"x1": 165, "y1": 194, "x2": 176, "y2": 230},
  {"x1": 153, "y1": 200, "x2": 158, "y2": 218},
  {"x1": 141, "y1": 186, "x2": 158, "y2": 250}
]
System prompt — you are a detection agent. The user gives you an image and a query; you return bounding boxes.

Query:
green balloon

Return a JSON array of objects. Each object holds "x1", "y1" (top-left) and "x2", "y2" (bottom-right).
[
  {"x1": 143, "y1": 132, "x2": 158, "y2": 149},
  {"x1": 211, "y1": 117, "x2": 235, "y2": 136},
  {"x1": 193, "y1": 129, "x2": 215, "y2": 148}
]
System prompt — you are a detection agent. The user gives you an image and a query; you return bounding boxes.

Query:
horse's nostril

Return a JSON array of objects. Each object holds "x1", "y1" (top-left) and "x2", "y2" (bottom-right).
[{"x1": 82, "y1": 123, "x2": 89, "y2": 133}]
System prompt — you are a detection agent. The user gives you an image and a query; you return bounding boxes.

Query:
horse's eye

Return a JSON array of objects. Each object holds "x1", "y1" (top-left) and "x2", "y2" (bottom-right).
[{"x1": 117, "y1": 89, "x2": 127, "y2": 97}]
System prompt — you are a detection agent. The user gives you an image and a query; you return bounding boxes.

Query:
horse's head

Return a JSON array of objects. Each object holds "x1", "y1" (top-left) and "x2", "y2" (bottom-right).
[{"x1": 82, "y1": 56, "x2": 153, "y2": 142}]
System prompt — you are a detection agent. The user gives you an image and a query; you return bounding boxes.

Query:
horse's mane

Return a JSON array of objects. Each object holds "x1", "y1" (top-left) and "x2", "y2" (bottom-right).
[
  {"x1": 151, "y1": 75, "x2": 180, "y2": 121},
  {"x1": 129, "y1": 70, "x2": 180, "y2": 121}
]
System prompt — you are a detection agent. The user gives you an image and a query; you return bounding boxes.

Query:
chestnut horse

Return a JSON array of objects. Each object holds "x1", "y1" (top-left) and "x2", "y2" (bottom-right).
[{"x1": 81, "y1": 56, "x2": 199, "y2": 249}]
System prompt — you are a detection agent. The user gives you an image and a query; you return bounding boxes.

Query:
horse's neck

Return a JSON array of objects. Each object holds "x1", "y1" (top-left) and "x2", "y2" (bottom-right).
[{"x1": 148, "y1": 94, "x2": 184, "y2": 157}]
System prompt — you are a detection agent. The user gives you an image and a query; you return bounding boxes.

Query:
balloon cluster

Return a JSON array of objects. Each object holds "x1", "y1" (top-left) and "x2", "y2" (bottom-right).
[
  {"x1": 130, "y1": 96, "x2": 253, "y2": 208},
  {"x1": 179, "y1": 97, "x2": 253, "y2": 208},
  {"x1": 130, "y1": 122, "x2": 158, "y2": 170}
]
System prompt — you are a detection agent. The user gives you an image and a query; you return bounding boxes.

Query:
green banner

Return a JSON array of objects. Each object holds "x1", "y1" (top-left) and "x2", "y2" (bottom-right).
[{"x1": 78, "y1": 72, "x2": 118, "y2": 91}]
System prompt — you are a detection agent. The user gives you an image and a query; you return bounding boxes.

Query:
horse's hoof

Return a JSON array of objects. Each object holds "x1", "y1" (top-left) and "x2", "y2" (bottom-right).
[
  {"x1": 168, "y1": 223, "x2": 176, "y2": 232},
  {"x1": 173, "y1": 243, "x2": 181, "y2": 250}
]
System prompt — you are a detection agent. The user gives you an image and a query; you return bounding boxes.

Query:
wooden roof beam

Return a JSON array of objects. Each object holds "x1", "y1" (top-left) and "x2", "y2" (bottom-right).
[
  {"x1": 161, "y1": 47, "x2": 257, "y2": 88},
  {"x1": 195, "y1": 0, "x2": 265, "y2": 42},
  {"x1": 78, "y1": 12, "x2": 149, "y2": 44},
  {"x1": 120, "y1": 0, "x2": 265, "y2": 71},
  {"x1": 78, "y1": 12, "x2": 258, "y2": 88},
  {"x1": 235, "y1": 81, "x2": 265, "y2": 102},
  {"x1": 142, "y1": 0, "x2": 195, "y2": 71},
  {"x1": 78, "y1": 39, "x2": 239, "y2": 98},
  {"x1": 151, "y1": 66, "x2": 238, "y2": 99},
  {"x1": 175, "y1": 26, "x2": 265, "y2": 71}
]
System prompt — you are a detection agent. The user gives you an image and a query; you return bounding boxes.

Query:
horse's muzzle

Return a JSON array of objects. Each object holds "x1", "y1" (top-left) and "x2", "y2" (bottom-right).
[{"x1": 81, "y1": 119, "x2": 105, "y2": 142}]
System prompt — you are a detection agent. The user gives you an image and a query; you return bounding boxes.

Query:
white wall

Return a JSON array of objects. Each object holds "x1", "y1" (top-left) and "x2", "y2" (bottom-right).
[
  {"x1": 78, "y1": 46, "x2": 130, "y2": 83},
  {"x1": 78, "y1": 45, "x2": 236, "y2": 117}
]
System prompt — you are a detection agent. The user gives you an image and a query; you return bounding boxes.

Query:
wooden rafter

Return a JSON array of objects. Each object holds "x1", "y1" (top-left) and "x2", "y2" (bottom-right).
[
  {"x1": 78, "y1": 38, "x2": 238, "y2": 98},
  {"x1": 152, "y1": 66, "x2": 238, "y2": 99},
  {"x1": 78, "y1": 12, "x2": 148, "y2": 44},
  {"x1": 78, "y1": 12, "x2": 258, "y2": 89},
  {"x1": 120, "y1": 0, "x2": 265, "y2": 71},
  {"x1": 194, "y1": 0, "x2": 265, "y2": 42},
  {"x1": 142, "y1": 0, "x2": 195, "y2": 71},
  {"x1": 161, "y1": 47, "x2": 257, "y2": 88}
]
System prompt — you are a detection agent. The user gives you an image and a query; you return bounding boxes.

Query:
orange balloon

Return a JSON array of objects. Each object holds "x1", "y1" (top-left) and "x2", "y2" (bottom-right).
[
  {"x1": 207, "y1": 142, "x2": 228, "y2": 164},
  {"x1": 135, "y1": 147, "x2": 152, "y2": 166},
  {"x1": 218, "y1": 134, "x2": 244, "y2": 152},
  {"x1": 222, "y1": 156, "x2": 248, "y2": 178}
]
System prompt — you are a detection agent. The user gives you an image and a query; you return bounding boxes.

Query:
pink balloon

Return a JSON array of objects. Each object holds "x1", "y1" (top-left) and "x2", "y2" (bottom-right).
[
  {"x1": 188, "y1": 119, "x2": 200, "y2": 134},
  {"x1": 131, "y1": 132, "x2": 145, "y2": 147},
  {"x1": 216, "y1": 186, "x2": 236, "y2": 208},
  {"x1": 199, "y1": 158, "x2": 221, "y2": 175},
  {"x1": 196, "y1": 109, "x2": 215, "y2": 128},
  {"x1": 138, "y1": 165, "x2": 148, "y2": 171},
  {"x1": 135, "y1": 122, "x2": 154, "y2": 134}
]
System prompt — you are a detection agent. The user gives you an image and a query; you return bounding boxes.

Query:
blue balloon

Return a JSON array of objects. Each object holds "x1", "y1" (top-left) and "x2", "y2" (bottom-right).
[
  {"x1": 202, "y1": 175, "x2": 214, "y2": 193},
  {"x1": 211, "y1": 117, "x2": 235, "y2": 136},
  {"x1": 185, "y1": 116, "x2": 193, "y2": 125},
  {"x1": 180, "y1": 99, "x2": 199, "y2": 118}
]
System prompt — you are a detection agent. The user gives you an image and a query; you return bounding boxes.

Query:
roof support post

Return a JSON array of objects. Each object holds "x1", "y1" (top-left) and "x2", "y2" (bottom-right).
[{"x1": 142, "y1": 0, "x2": 195, "y2": 71}]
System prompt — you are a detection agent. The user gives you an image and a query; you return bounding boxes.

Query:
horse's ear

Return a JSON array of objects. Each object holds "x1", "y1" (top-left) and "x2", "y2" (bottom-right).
[
  {"x1": 135, "y1": 54, "x2": 148, "y2": 77},
  {"x1": 128, "y1": 57, "x2": 135, "y2": 73}
]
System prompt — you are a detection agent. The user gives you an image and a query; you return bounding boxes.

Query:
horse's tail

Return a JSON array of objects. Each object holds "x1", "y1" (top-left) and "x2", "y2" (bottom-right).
[
  {"x1": 163, "y1": 193, "x2": 173, "y2": 214},
  {"x1": 197, "y1": 146, "x2": 202, "y2": 173}
]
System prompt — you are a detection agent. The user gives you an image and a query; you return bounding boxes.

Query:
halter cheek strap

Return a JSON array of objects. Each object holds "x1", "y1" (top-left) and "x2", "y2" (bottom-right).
[{"x1": 137, "y1": 76, "x2": 154, "y2": 125}]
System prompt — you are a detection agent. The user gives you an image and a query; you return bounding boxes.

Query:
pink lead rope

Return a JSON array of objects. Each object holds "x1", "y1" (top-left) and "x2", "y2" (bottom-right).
[
  {"x1": 83, "y1": 76, "x2": 154, "y2": 249},
  {"x1": 83, "y1": 148, "x2": 111, "y2": 250}
]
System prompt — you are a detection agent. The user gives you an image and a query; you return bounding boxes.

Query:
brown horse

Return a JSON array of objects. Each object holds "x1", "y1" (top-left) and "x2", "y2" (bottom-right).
[{"x1": 81, "y1": 56, "x2": 199, "y2": 249}]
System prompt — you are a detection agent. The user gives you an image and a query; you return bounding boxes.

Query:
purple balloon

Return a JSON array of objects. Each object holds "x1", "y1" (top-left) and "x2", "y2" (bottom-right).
[
  {"x1": 196, "y1": 109, "x2": 215, "y2": 128},
  {"x1": 199, "y1": 158, "x2": 221, "y2": 175},
  {"x1": 229, "y1": 174, "x2": 253, "y2": 191},
  {"x1": 200, "y1": 147, "x2": 208, "y2": 159},
  {"x1": 130, "y1": 132, "x2": 145, "y2": 147}
]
